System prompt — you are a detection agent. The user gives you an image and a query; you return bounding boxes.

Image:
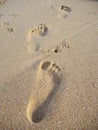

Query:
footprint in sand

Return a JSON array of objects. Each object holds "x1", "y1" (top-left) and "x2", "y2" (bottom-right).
[
  {"x1": 26, "y1": 24, "x2": 48, "y2": 54},
  {"x1": 26, "y1": 61, "x2": 62, "y2": 123},
  {"x1": 58, "y1": 5, "x2": 71, "y2": 19},
  {"x1": 0, "y1": 0, "x2": 6, "y2": 5}
]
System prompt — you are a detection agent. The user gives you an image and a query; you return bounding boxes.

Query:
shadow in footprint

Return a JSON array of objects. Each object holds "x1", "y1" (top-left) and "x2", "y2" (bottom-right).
[{"x1": 32, "y1": 75, "x2": 61, "y2": 123}]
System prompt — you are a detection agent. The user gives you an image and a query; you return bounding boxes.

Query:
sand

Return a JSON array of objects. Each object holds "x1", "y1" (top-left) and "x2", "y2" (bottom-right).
[{"x1": 0, "y1": 0, "x2": 98, "y2": 130}]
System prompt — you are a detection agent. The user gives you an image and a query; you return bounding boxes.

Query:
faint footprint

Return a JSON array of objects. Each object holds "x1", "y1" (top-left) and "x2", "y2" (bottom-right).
[
  {"x1": 26, "y1": 24, "x2": 48, "y2": 54},
  {"x1": 26, "y1": 61, "x2": 62, "y2": 123},
  {"x1": 58, "y1": 5, "x2": 71, "y2": 19}
]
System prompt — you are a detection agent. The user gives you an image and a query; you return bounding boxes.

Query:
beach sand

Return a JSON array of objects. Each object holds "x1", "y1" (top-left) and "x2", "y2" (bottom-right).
[{"x1": 0, "y1": 0, "x2": 98, "y2": 130}]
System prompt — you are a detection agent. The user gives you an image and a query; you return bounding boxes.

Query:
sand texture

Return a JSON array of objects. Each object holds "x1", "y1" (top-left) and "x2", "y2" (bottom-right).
[{"x1": 0, "y1": 0, "x2": 98, "y2": 130}]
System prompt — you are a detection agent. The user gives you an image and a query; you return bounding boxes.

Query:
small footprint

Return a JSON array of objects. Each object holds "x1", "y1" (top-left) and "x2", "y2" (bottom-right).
[
  {"x1": 58, "y1": 5, "x2": 71, "y2": 19},
  {"x1": 26, "y1": 61, "x2": 62, "y2": 123},
  {"x1": 26, "y1": 24, "x2": 48, "y2": 54}
]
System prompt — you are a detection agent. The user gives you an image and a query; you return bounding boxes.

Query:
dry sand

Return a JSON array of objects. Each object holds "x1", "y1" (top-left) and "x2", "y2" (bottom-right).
[{"x1": 0, "y1": 0, "x2": 98, "y2": 130}]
